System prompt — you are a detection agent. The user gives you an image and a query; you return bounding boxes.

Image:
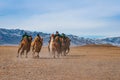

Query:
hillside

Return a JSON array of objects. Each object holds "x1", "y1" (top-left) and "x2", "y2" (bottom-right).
[{"x1": 0, "y1": 28, "x2": 120, "y2": 46}]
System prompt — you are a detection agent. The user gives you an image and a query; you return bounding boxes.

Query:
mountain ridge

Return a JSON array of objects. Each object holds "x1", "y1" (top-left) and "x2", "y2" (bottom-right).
[{"x1": 0, "y1": 28, "x2": 120, "y2": 46}]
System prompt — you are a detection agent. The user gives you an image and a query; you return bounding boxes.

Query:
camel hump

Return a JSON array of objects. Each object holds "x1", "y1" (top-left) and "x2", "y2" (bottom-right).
[{"x1": 55, "y1": 36, "x2": 59, "y2": 41}]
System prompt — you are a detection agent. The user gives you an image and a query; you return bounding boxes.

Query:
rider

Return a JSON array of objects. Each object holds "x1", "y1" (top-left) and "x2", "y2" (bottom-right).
[
  {"x1": 35, "y1": 34, "x2": 42, "y2": 42},
  {"x1": 33, "y1": 34, "x2": 42, "y2": 49},
  {"x1": 61, "y1": 33, "x2": 67, "y2": 40},
  {"x1": 54, "y1": 31, "x2": 62, "y2": 39},
  {"x1": 54, "y1": 31, "x2": 62, "y2": 50},
  {"x1": 21, "y1": 32, "x2": 29, "y2": 41}
]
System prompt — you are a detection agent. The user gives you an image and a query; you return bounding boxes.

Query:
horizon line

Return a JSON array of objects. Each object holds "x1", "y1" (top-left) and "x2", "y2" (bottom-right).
[{"x1": 0, "y1": 27, "x2": 120, "y2": 39}]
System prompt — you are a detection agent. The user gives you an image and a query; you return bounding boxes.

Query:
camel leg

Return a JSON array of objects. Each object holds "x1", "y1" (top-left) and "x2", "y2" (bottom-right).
[
  {"x1": 62, "y1": 48, "x2": 66, "y2": 56},
  {"x1": 17, "y1": 51, "x2": 19, "y2": 58},
  {"x1": 17, "y1": 44, "x2": 23, "y2": 57},
  {"x1": 64, "y1": 50, "x2": 66, "y2": 56},
  {"x1": 53, "y1": 51, "x2": 55, "y2": 58},
  {"x1": 58, "y1": 50, "x2": 61, "y2": 58},
  {"x1": 60, "y1": 48, "x2": 62, "y2": 56},
  {"x1": 37, "y1": 52, "x2": 39, "y2": 58},
  {"x1": 32, "y1": 51, "x2": 35, "y2": 58},
  {"x1": 26, "y1": 50, "x2": 28, "y2": 58},
  {"x1": 58, "y1": 47, "x2": 63, "y2": 56},
  {"x1": 65, "y1": 47, "x2": 69, "y2": 55},
  {"x1": 49, "y1": 51, "x2": 52, "y2": 58},
  {"x1": 18, "y1": 45, "x2": 22, "y2": 53},
  {"x1": 20, "y1": 49, "x2": 24, "y2": 58},
  {"x1": 57, "y1": 52, "x2": 60, "y2": 58},
  {"x1": 32, "y1": 47, "x2": 34, "y2": 52},
  {"x1": 61, "y1": 51, "x2": 64, "y2": 56},
  {"x1": 68, "y1": 47, "x2": 70, "y2": 53}
]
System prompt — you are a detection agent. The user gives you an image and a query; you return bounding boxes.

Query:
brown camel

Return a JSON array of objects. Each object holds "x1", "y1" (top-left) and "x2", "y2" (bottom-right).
[
  {"x1": 61, "y1": 37, "x2": 71, "y2": 56},
  {"x1": 17, "y1": 36, "x2": 32, "y2": 58},
  {"x1": 65, "y1": 37, "x2": 71, "y2": 54},
  {"x1": 32, "y1": 36, "x2": 43, "y2": 58}
]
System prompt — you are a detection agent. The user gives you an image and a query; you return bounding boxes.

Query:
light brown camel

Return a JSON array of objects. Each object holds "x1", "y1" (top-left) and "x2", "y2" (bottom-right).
[
  {"x1": 32, "y1": 36, "x2": 43, "y2": 58},
  {"x1": 17, "y1": 36, "x2": 32, "y2": 58},
  {"x1": 48, "y1": 34, "x2": 61, "y2": 58}
]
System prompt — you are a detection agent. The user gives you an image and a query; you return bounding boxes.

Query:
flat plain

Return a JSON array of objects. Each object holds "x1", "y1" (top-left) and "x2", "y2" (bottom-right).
[{"x1": 0, "y1": 45, "x2": 120, "y2": 80}]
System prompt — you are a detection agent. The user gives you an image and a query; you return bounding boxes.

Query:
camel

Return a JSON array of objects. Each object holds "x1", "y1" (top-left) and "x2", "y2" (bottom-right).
[
  {"x1": 61, "y1": 37, "x2": 71, "y2": 56},
  {"x1": 32, "y1": 36, "x2": 43, "y2": 58},
  {"x1": 65, "y1": 37, "x2": 71, "y2": 54},
  {"x1": 48, "y1": 34, "x2": 61, "y2": 58},
  {"x1": 61, "y1": 38, "x2": 67, "y2": 56},
  {"x1": 17, "y1": 36, "x2": 32, "y2": 58}
]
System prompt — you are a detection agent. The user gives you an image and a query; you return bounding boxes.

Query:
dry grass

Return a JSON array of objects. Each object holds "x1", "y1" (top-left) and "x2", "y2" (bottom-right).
[{"x1": 0, "y1": 45, "x2": 120, "y2": 80}]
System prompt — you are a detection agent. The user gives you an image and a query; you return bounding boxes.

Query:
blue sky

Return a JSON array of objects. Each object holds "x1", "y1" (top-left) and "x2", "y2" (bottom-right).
[{"x1": 0, "y1": 0, "x2": 120, "y2": 37}]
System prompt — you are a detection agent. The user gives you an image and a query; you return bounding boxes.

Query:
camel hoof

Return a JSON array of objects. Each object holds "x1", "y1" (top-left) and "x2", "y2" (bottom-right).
[{"x1": 34, "y1": 56, "x2": 39, "y2": 59}]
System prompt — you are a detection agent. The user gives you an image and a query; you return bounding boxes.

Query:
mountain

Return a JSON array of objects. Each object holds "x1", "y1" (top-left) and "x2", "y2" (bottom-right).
[
  {"x1": 0, "y1": 28, "x2": 50, "y2": 45},
  {"x1": 0, "y1": 28, "x2": 120, "y2": 46},
  {"x1": 95, "y1": 37, "x2": 120, "y2": 46}
]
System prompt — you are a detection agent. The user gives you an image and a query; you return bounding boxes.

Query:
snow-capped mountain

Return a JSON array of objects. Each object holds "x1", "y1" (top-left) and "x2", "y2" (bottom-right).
[
  {"x1": 0, "y1": 28, "x2": 50, "y2": 45},
  {"x1": 95, "y1": 37, "x2": 120, "y2": 46},
  {"x1": 67, "y1": 35, "x2": 95, "y2": 46},
  {"x1": 0, "y1": 28, "x2": 120, "y2": 46}
]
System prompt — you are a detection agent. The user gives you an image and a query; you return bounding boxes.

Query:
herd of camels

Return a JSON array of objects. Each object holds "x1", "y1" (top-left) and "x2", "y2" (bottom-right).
[{"x1": 17, "y1": 34, "x2": 71, "y2": 58}]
